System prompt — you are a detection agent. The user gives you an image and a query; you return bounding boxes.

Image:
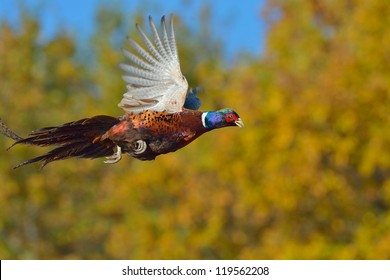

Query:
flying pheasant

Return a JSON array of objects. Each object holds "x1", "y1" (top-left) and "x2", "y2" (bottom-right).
[{"x1": 0, "y1": 15, "x2": 243, "y2": 168}]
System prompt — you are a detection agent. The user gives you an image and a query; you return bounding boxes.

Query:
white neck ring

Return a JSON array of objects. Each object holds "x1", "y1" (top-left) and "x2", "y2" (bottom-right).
[{"x1": 201, "y1": 112, "x2": 208, "y2": 128}]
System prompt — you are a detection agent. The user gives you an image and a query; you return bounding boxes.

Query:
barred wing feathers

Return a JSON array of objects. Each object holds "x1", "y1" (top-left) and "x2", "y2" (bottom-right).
[{"x1": 119, "y1": 15, "x2": 188, "y2": 113}]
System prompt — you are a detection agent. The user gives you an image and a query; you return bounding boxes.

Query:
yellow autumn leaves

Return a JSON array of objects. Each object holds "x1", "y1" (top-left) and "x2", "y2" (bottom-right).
[{"x1": 1, "y1": 1, "x2": 390, "y2": 259}]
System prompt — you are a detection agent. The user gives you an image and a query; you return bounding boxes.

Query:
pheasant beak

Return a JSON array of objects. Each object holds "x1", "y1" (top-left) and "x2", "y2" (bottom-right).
[{"x1": 234, "y1": 118, "x2": 245, "y2": 128}]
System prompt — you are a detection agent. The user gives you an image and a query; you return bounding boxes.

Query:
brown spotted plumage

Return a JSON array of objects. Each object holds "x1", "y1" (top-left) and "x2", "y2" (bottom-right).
[
  {"x1": 100, "y1": 109, "x2": 207, "y2": 161},
  {"x1": 0, "y1": 15, "x2": 243, "y2": 168}
]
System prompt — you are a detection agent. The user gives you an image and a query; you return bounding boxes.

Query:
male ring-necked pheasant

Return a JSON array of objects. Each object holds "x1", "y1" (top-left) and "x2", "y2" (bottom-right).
[{"x1": 0, "y1": 15, "x2": 243, "y2": 168}]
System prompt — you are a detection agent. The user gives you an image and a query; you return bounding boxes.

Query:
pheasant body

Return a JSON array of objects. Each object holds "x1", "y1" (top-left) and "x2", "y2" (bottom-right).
[{"x1": 102, "y1": 109, "x2": 207, "y2": 161}]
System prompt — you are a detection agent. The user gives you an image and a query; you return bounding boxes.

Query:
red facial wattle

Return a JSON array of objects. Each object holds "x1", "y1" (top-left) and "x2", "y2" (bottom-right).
[{"x1": 225, "y1": 113, "x2": 237, "y2": 123}]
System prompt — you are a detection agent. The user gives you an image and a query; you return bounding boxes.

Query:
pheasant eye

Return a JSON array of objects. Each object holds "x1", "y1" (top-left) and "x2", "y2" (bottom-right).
[{"x1": 225, "y1": 113, "x2": 235, "y2": 122}]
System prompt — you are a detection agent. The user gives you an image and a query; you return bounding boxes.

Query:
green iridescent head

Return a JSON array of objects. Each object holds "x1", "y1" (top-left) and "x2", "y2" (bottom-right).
[{"x1": 201, "y1": 109, "x2": 244, "y2": 130}]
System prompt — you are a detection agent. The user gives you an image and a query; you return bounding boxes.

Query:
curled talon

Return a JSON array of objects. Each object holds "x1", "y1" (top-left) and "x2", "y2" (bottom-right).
[
  {"x1": 104, "y1": 145, "x2": 122, "y2": 164},
  {"x1": 133, "y1": 140, "x2": 147, "y2": 154}
]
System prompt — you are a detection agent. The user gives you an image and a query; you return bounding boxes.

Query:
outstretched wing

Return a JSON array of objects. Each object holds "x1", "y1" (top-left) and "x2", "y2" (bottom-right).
[{"x1": 119, "y1": 15, "x2": 188, "y2": 113}]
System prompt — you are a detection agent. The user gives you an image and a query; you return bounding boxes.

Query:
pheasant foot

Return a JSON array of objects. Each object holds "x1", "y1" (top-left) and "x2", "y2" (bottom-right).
[{"x1": 104, "y1": 145, "x2": 122, "y2": 164}]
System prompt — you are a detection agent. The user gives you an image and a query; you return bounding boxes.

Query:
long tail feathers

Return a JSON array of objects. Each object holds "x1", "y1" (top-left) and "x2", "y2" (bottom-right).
[
  {"x1": 1, "y1": 116, "x2": 120, "y2": 169},
  {"x1": 0, "y1": 118, "x2": 23, "y2": 142}
]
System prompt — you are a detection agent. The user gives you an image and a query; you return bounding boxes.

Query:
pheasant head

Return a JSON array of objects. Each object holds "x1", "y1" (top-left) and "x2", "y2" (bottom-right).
[{"x1": 201, "y1": 109, "x2": 244, "y2": 130}]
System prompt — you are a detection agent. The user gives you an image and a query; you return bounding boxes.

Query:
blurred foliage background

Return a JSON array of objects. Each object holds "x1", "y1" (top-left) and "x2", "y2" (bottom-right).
[{"x1": 1, "y1": 0, "x2": 390, "y2": 259}]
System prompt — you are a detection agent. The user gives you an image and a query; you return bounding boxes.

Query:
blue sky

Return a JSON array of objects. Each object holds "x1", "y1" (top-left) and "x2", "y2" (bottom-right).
[{"x1": 0, "y1": 0, "x2": 267, "y2": 61}]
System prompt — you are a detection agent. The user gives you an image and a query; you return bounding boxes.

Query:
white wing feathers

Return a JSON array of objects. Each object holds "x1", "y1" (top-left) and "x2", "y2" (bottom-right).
[{"x1": 118, "y1": 16, "x2": 188, "y2": 113}]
